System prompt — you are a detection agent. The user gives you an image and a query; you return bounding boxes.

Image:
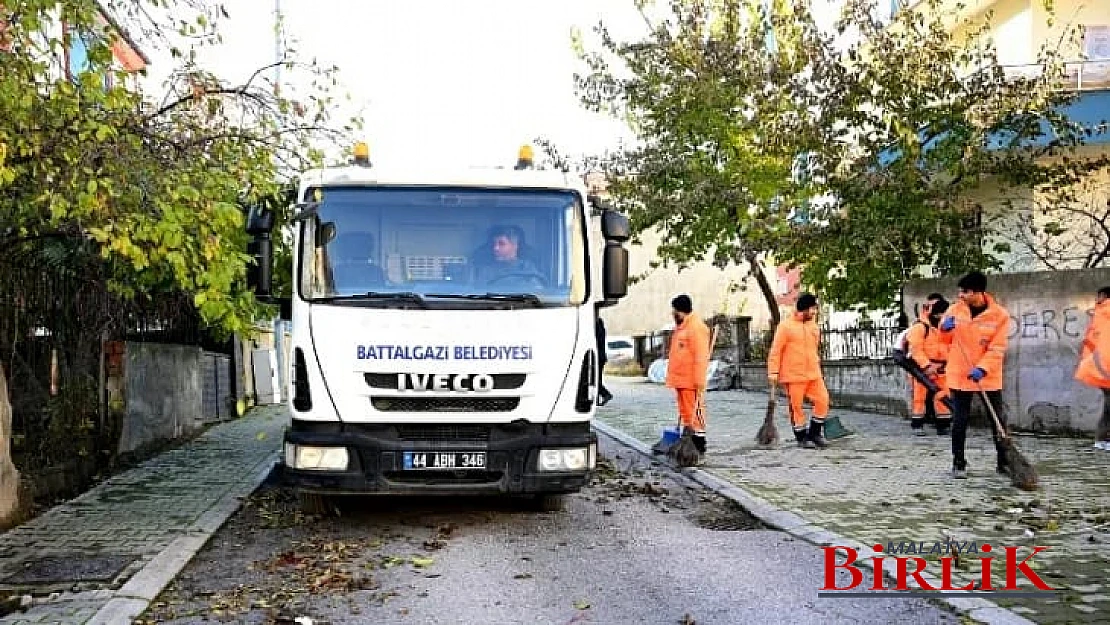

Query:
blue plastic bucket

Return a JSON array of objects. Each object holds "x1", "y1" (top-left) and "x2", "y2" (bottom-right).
[{"x1": 661, "y1": 425, "x2": 682, "y2": 446}]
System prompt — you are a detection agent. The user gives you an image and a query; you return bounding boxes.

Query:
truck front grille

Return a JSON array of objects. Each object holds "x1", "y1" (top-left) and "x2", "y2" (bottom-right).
[
  {"x1": 395, "y1": 425, "x2": 491, "y2": 441},
  {"x1": 371, "y1": 397, "x2": 519, "y2": 413}
]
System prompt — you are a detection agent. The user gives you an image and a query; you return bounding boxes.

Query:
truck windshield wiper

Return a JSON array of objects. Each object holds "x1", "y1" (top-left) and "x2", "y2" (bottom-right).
[
  {"x1": 319, "y1": 291, "x2": 428, "y2": 308},
  {"x1": 426, "y1": 292, "x2": 543, "y2": 307}
]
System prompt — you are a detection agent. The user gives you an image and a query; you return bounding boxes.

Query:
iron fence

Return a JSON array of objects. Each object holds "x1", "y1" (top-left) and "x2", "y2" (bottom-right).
[
  {"x1": 748, "y1": 319, "x2": 900, "y2": 362},
  {"x1": 1, "y1": 241, "x2": 232, "y2": 483}
]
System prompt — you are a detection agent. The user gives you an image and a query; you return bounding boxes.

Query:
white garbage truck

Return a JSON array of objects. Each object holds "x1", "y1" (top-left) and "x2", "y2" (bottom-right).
[{"x1": 245, "y1": 143, "x2": 631, "y2": 511}]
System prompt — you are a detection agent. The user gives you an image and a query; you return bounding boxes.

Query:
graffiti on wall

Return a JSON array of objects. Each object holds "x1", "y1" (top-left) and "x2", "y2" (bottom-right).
[
  {"x1": 1006, "y1": 305, "x2": 1092, "y2": 342},
  {"x1": 909, "y1": 301, "x2": 1094, "y2": 344}
]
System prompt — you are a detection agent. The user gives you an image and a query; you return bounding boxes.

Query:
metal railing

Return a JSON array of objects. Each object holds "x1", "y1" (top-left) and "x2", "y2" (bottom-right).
[
  {"x1": 999, "y1": 59, "x2": 1110, "y2": 91},
  {"x1": 972, "y1": 59, "x2": 1110, "y2": 92},
  {"x1": 749, "y1": 321, "x2": 901, "y2": 363}
]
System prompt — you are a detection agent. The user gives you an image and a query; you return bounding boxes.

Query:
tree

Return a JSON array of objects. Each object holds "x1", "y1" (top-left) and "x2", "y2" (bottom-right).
[
  {"x1": 573, "y1": 0, "x2": 835, "y2": 326},
  {"x1": 0, "y1": 0, "x2": 359, "y2": 336},
  {"x1": 772, "y1": 0, "x2": 1109, "y2": 310},
  {"x1": 573, "y1": 0, "x2": 1108, "y2": 315},
  {"x1": 998, "y1": 166, "x2": 1110, "y2": 270}
]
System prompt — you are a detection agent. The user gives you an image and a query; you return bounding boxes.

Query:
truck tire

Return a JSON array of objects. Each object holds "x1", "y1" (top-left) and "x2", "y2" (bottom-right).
[
  {"x1": 298, "y1": 492, "x2": 330, "y2": 515},
  {"x1": 531, "y1": 494, "x2": 566, "y2": 512}
]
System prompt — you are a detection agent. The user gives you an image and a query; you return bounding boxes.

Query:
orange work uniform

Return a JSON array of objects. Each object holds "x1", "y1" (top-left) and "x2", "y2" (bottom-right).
[
  {"x1": 665, "y1": 312, "x2": 711, "y2": 433},
  {"x1": 1076, "y1": 299, "x2": 1110, "y2": 389},
  {"x1": 906, "y1": 315, "x2": 950, "y2": 418},
  {"x1": 767, "y1": 312, "x2": 829, "y2": 433},
  {"x1": 940, "y1": 294, "x2": 1009, "y2": 392}
]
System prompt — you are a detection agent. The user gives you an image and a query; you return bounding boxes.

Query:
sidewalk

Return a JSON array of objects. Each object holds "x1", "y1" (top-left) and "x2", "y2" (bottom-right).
[
  {"x1": 596, "y1": 377, "x2": 1110, "y2": 625},
  {"x1": 0, "y1": 405, "x2": 284, "y2": 625}
]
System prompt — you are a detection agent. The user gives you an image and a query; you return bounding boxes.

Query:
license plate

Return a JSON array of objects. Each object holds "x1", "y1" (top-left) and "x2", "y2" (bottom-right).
[{"x1": 402, "y1": 451, "x2": 486, "y2": 470}]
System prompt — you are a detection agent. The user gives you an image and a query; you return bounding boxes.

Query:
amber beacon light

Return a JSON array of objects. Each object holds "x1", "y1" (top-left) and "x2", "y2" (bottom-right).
[
  {"x1": 352, "y1": 141, "x2": 371, "y2": 167},
  {"x1": 514, "y1": 144, "x2": 534, "y2": 170}
]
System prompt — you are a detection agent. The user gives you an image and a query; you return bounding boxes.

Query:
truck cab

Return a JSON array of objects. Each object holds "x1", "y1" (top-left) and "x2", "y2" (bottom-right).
[{"x1": 246, "y1": 144, "x2": 631, "y2": 512}]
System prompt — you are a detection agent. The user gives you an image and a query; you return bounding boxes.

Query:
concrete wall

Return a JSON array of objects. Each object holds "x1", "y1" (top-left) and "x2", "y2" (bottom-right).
[
  {"x1": 119, "y1": 343, "x2": 205, "y2": 454},
  {"x1": 735, "y1": 360, "x2": 910, "y2": 416},
  {"x1": 905, "y1": 268, "x2": 1110, "y2": 434},
  {"x1": 596, "y1": 227, "x2": 775, "y2": 338},
  {"x1": 118, "y1": 343, "x2": 237, "y2": 454}
]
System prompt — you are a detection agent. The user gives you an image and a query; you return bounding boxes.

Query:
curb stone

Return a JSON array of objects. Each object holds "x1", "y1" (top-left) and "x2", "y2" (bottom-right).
[
  {"x1": 84, "y1": 450, "x2": 279, "y2": 625},
  {"x1": 592, "y1": 420, "x2": 1037, "y2": 625}
]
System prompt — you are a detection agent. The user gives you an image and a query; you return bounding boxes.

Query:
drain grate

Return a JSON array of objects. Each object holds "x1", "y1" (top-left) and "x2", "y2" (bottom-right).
[
  {"x1": 2, "y1": 554, "x2": 136, "y2": 585},
  {"x1": 691, "y1": 501, "x2": 763, "y2": 532},
  {"x1": 695, "y1": 515, "x2": 761, "y2": 531}
]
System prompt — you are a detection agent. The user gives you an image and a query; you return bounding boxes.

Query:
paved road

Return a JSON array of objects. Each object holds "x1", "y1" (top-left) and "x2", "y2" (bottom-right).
[
  {"x1": 138, "y1": 435, "x2": 957, "y2": 625},
  {"x1": 596, "y1": 376, "x2": 1110, "y2": 624},
  {"x1": 0, "y1": 406, "x2": 285, "y2": 624}
]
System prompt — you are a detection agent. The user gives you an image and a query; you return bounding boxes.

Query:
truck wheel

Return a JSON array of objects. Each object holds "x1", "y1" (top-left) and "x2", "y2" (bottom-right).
[
  {"x1": 532, "y1": 494, "x2": 566, "y2": 512},
  {"x1": 298, "y1": 492, "x2": 330, "y2": 515}
]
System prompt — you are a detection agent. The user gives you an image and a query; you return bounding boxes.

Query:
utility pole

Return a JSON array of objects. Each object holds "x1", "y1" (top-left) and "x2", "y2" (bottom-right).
[{"x1": 271, "y1": 0, "x2": 287, "y2": 401}]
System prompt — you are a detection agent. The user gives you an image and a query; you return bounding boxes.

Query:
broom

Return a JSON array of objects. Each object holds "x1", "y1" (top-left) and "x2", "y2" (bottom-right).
[
  {"x1": 755, "y1": 380, "x2": 779, "y2": 446},
  {"x1": 978, "y1": 388, "x2": 1038, "y2": 491},
  {"x1": 670, "y1": 325, "x2": 719, "y2": 468},
  {"x1": 953, "y1": 336, "x2": 1038, "y2": 490},
  {"x1": 670, "y1": 392, "x2": 704, "y2": 468}
]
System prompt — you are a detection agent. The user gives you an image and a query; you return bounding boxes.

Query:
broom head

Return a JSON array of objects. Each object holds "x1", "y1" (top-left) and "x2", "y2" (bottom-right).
[
  {"x1": 756, "y1": 397, "x2": 779, "y2": 446},
  {"x1": 1004, "y1": 439, "x2": 1039, "y2": 491},
  {"x1": 670, "y1": 431, "x2": 702, "y2": 467}
]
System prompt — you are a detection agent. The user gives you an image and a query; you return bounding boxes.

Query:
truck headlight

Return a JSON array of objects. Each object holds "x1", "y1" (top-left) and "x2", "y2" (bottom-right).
[
  {"x1": 537, "y1": 445, "x2": 596, "y2": 472},
  {"x1": 284, "y1": 443, "x2": 349, "y2": 471}
]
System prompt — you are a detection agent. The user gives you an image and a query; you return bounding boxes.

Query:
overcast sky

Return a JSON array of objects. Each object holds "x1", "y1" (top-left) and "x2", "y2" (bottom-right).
[{"x1": 136, "y1": 0, "x2": 844, "y2": 169}]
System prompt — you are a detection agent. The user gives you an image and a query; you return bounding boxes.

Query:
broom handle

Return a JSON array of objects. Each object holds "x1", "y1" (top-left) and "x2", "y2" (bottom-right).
[{"x1": 950, "y1": 325, "x2": 1009, "y2": 441}]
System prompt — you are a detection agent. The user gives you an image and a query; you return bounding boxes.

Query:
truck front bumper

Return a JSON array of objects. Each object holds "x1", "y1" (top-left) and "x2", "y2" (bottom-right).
[{"x1": 279, "y1": 420, "x2": 596, "y2": 496}]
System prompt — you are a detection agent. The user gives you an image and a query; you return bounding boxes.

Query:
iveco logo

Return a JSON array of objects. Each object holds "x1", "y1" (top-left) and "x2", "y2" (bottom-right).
[{"x1": 397, "y1": 373, "x2": 495, "y2": 392}]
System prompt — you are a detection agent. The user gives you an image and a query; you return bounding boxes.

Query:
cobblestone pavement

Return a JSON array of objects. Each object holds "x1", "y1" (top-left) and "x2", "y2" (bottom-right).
[
  {"x1": 597, "y1": 377, "x2": 1110, "y2": 625},
  {"x1": 0, "y1": 405, "x2": 284, "y2": 624}
]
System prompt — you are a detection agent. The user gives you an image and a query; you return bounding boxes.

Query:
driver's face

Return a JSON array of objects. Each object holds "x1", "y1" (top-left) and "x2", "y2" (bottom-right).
[{"x1": 492, "y1": 235, "x2": 518, "y2": 262}]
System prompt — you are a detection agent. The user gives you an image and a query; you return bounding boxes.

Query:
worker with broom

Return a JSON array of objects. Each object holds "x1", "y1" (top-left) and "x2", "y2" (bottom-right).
[
  {"x1": 939, "y1": 271, "x2": 1012, "y2": 479},
  {"x1": 665, "y1": 294, "x2": 712, "y2": 459},
  {"x1": 767, "y1": 293, "x2": 830, "y2": 449},
  {"x1": 905, "y1": 294, "x2": 953, "y2": 436},
  {"x1": 1074, "y1": 286, "x2": 1110, "y2": 451}
]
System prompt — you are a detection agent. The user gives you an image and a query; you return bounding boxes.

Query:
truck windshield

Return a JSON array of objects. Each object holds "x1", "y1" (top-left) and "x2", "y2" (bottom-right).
[{"x1": 298, "y1": 186, "x2": 588, "y2": 307}]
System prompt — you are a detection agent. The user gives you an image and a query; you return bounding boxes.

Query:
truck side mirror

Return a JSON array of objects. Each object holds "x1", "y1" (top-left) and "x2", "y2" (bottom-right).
[
  {"x1": 601, "y1": 209, "x2": 630, "y2": 243},
  {"x1": 277, "y1": 296, "x2": 292, "y2": 321},
  {"x1": 602, "y1": 241, "x2": 628, "y2": 301},
  {"x1": 246, "y1": 206, "x2": 275, "y2": 299}
]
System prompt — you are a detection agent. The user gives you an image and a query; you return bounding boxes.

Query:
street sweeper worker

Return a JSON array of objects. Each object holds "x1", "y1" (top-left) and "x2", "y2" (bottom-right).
[
  {"x1": 665, "y1": 294, "x2": 711, "y2": 455},
  {"x1": 907, "y1": 294, "x2": 952, "y2": 436},
  {"x1": 767, "y1": 293, "x2": 830, "y2": 448},
  {"x1": 1074, "y1": 285, "x2": 1110, "y2": 450},
  {"x1": 939, "y1": 270, "x2": 1011, "y2": 479}
]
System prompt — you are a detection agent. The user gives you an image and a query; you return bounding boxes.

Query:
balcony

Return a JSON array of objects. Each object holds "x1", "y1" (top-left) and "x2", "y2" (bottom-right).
[
  {"x1": 986, "y1": 60, "x2": 1110, "y2": 148},
  {"x1": 877, "y1": 59, "x2": 1110, "y2": 166},
  {"x1": 996, "y1": 59, "x2": 1110, "y2": 92}
]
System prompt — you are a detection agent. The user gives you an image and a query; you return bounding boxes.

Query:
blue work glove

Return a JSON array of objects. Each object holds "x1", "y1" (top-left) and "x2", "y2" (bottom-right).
[
  {"x1": 968, "y1": 367, "x2": 986, "y2": 382},
  {"x1": 940, "y1": 316, "x2": 956, "y2": 332}
]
